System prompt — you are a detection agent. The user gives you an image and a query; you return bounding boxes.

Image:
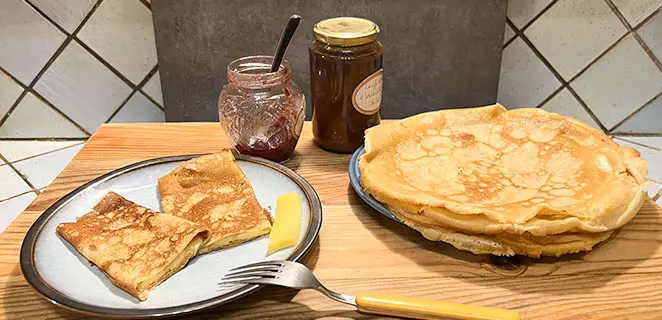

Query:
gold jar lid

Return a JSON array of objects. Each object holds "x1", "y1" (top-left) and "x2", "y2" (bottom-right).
[{"x1": 313, "y1": 17, "x2": 380, "y2": 47}]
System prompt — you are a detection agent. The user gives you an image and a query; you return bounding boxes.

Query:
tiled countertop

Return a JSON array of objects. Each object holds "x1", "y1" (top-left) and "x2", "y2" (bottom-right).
[{"x1": 0, "y1": 136, "x2": 661, "y2": 233}]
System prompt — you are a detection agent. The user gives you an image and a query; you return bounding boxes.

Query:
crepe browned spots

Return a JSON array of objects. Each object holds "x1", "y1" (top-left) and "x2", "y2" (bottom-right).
[
  {"x1": 158, "y1": 151, "x2": 273, "y2": 254},
  {"x1": 56, "y1": 192, "x2": 209, "y2": 301},
  {"x1": 359, "y1": 104, "x2": 648, "y2": 257}
]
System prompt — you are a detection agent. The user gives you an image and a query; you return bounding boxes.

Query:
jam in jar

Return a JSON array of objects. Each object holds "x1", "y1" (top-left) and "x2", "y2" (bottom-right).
[
  {"x1": 218, "y1": 56, "x2": 305, "y2": 162},
  {"x1": 309, "y1": 17, "x2": 384, "y2": 153}
]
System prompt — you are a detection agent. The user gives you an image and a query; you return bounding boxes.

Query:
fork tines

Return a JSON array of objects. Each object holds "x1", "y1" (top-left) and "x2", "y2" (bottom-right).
[{"x1": 217, "y1": 260, "x2": 286, "y2": 290}]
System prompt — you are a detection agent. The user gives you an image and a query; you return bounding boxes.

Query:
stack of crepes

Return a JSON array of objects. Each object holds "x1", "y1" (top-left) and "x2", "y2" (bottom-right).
[{"x1": 358, "y1": 104, "x2": 649, "y2": 257}]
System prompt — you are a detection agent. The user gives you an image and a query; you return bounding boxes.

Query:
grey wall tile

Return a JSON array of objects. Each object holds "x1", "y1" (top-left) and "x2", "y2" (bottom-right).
[
  {"x1": 0, "y1": 0, "x2": 66, "y2": 84},
  {"x1": 612, "y1": 0, "x2": 662, "y2": 27},
  {"x1": 541, "y1": 88, "x2": 601, "y2": 129},
  {"x1": 0, "y1": 69, "x2": 24, "y2": 118},
  {"x1": 34, "y1": 41, "x2": 132, "y2": 133},
  {"x1": 0, "y1": 192, "x2": 37, "y2": 232},
  {"x1": 0, "y1": 141, "x2": 83, "y2": 163},
  {"x1": 0, "y1": 166, "x2": 32, "y2": 201},
  {"x1": 0, "y1": 93, "x2": 86, "y2": 138},
  {"x1": 110, "y1": 92, "x2": 165, "y2": 123},
  {"x1": 497, "y1": 38, "x2": 561, "y2": 108},
  {"x1": 77, "y1": 0, "x2": 158, "y2": 84},
  {"x1": 507, "y1": 0, "x2": 553, "y2": 28},
  {"x1": 639, "y1": 10, "x2": 662, "y2": 62},
  {"x1": 525, "y1": 0, "x2": 627, "y2": 80},
  {"x1": 13, "y1": 144, "x2": 84, "y2": 189},
  {"x1": 613, "y1": 95, "x2": 662, "y2": 133},
  {"x1": 30, "y1": 0, "x2": 95, "y2": 33},
  {"x1": 142, "y1": 71, "x2": 163, "y2": 106},
  {"x1": 152, "y1": 0, "x2": 507, "y2": 121},
  {"x1": 571, "y1": 35, "x2": 662, "y2": 129}
]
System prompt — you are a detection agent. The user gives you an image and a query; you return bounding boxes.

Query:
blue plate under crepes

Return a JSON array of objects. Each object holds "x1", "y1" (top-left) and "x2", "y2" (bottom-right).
[{"x1": 348, "y1": 145, "x2": 401, "y2": 222}]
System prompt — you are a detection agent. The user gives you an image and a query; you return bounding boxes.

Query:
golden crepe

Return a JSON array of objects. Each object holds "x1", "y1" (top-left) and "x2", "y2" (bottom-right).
[
  {"x1": 391, "y1": 206, "x2": 612, "y2": 258},
  {"x1": 158, "y1": 151, "x2": 273, "y2": 254},
  {"x1": 359, "y1": 104, "x2": 648, "y2": 257},
  {"x1": 56, "y1": 192, "x2": 209, "y2": 301}
]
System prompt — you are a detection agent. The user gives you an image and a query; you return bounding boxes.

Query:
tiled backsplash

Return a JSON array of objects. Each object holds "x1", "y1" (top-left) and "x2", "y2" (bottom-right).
[
  {"x1": 500, "y1": 0, "x2": 662, "y2": 134},
  {"x1": 0, "y1": 0, "x2": 661, "y2": 232},
  {"x1": 0, "y1": 0, "x2": 164, "y2": 140}
]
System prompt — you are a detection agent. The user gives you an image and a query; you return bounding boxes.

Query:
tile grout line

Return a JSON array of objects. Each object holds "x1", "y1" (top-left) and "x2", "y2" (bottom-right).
[
  {"x1": 613, "y1": 136, "x2": 662, "y2": 152},
  {"x1": 2, "y1": 141, "x2": 86, "y2": 165},
  {"x1": 610, "y1": 89, "x2": 662, "y2": 132},
  {"x1": 0, "y1": 153, "x2": 41, "y2": 196},
  {"x1": 0, "y1": 137, "x2": 87, "y2": 141},
  {"x1": 611, "y1": 132, "x2": 662, "y2": 137},
  {"x1": 0, "y1": 0, "x2": 105, "y2": 135},
  {"x1": 654, "y1": 189, "x2": 662, "y2": 202},
  {"x1": 518, "y1": 0, "x2": 559, "y2": 33},
  {"x1": 603, "y1": 0, "x2": 662, "y2": 73},
  {"x1": 139, "y1": 0, "x2": 151, "y2": 10},
  {"x1": 0, "y1": 190, "x2": 39, "y2": 203},
  {"x1": 502, "y1": 0, "x2": 558, "y2": 49},
  {"x1": 535, "y1": 86, "x2": 564, "y2": 109},
  {"x1": 106, "y1": 64, "x2": 161, "y2": 122},
  {"x1": 105, "y1": 92, "x2": 138, "y2": 123},
  {"x1": 506, "y1": 18, "x2": 610, "y2": 133},
  {"x1": 136, "y1": 65, "x2": 164, "y2": 111}
]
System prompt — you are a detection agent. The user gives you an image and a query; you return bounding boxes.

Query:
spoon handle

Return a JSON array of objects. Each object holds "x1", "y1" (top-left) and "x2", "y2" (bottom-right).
[{"x1": 271, "y1": 14, "x2": 302, "y2": 72}]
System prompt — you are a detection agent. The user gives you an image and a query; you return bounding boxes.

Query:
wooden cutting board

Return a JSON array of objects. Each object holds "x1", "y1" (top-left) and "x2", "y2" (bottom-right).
[{"x1": 1, "y1": 122, "x2": 660, "y2": 319}]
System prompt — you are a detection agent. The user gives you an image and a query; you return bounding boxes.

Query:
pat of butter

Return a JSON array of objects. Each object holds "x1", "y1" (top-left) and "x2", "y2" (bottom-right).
[{"x1": 267, "y1": 192, "x2": 301, "y2": 255}]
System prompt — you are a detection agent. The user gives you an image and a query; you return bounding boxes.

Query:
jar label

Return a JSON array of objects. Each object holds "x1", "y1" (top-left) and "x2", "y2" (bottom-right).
[{"x1": 352, "y1": 69, "x2": 383, "y2": 115}]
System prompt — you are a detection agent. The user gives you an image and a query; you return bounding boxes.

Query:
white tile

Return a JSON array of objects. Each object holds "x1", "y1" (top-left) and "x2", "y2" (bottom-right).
[
  {"x1": 77, "y1": 0, "x2": 158, "y2": 84},
  {"x1": 613, "y1": 94, "x2": 662, "y2": 134},
  {"x1": 639, "y1": 10, "x2": 662, "y2": 62},
  {"x1": 541, "y1": 88, "x2": 602, "y2": 129},
  {"x1": 619, "y1": 136, "x2": 662, "y2": 150},
  {"x1": 30, "y1": 0, "x2": 95, "y2": 33},
  {"x1": 0, "y1": 192, "x2": 37, "y2": 232},
  {"x1": 525, "y1": 0, "x2": 627, "y2": 79},
  {"x1": 507, "y1": 0, "x2": 554, "y2": 29},
  {"x1": 110, "y1": 92, "x2": 165, "y2": 123},
  {"x1": 0, "y1": 0, "x2": 66, "y2": 84},
  {"x1": 0, "y1": 141, "x2": 84, "y2": 162},
  {"x1": 612, "y1": 0, "x2": 662, "y2": 27},
  {"x1": 503, "y1": 23, "x2": 516, "y2": 45},
  {"x1": 13, "y1": 144, "x2": 84, "y2": 190},
  {"x1": 0, "y1": 69, "x2": 24, "y2": 118},
  {"x1": 615, "y1": 138, "x2": 662, "y2": 182},
  {"x1": 0, "y1": 93, "x2": 87, "y2": 139},
  {"x1": 34, "y1": 41, "x2": 132, "y2": 133},
  {"x1": 571, "y1": 35, "x2": 662, "y2": 129},
  {"x1": 646, "y1": 182, "x2": 661, "y2": 199},
  {"x1": 142, "y1": 71, "x2": 163, "y2": 106},
  {"x1": 497, "y1": 38, "x2": 562, "y2": 109},
  {"x1": 0, "y1": 166, "x2": 32, "y2": 201}
]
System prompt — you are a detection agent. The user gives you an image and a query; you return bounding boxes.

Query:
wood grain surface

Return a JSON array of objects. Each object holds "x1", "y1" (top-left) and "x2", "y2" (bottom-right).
[{"x1": 1, "y1": 122, "x2": 661, "y2": 320}]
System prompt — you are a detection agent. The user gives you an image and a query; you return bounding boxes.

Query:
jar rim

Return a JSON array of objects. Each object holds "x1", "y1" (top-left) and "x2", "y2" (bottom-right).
[{"x1": 227, "y1": 55, "x2": 291, "y2": 88}]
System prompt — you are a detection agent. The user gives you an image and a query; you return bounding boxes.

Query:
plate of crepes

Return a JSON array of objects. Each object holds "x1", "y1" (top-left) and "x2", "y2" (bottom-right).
[
  {"x1": 20, "y1": 150, "x2": 322, "y2": 318},
  {"x1": 350, "y1": 104, "x2": 649, "y2": 258}
]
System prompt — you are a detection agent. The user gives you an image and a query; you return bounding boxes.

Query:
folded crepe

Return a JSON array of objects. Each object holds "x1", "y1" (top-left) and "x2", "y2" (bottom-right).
[
  {"x1": 56, "y1": 192, "x2": 209, "y2": 301},
  {"x1": 158, "y1": 151, "x2": 273, "y2": 254},
  {"x1": 359, "y1": 104, "x2": 648, "y2": 257}
]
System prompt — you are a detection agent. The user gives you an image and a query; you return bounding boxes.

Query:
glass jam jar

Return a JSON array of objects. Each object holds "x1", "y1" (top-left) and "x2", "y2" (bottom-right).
[
  {"x1": 309, "y1": 17, "x2": 384, "y2": 153},
  {"x1": 218, "y1": 56, "x2": 305, "y2": 162}
]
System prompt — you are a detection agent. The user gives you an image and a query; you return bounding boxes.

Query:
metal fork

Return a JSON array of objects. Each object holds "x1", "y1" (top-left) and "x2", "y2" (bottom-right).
[{"x1": 218, "y1": 260, "x2": 520, "y2": 320}]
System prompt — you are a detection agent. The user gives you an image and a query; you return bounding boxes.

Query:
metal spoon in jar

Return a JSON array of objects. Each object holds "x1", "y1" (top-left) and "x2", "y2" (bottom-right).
[{"x1": 271, "y1": 14, "x2": 302, "y2": 72}]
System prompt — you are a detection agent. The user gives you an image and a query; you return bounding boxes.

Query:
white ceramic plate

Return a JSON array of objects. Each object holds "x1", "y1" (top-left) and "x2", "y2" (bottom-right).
[{"x1": 20, "y1": 154, "x2": 322, "y2": 318}]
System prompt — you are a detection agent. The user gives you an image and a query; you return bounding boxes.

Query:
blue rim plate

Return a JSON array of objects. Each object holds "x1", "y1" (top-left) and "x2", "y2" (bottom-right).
[{"x1": 348, "y1": 145, "x2": 401, "y2": 222}]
